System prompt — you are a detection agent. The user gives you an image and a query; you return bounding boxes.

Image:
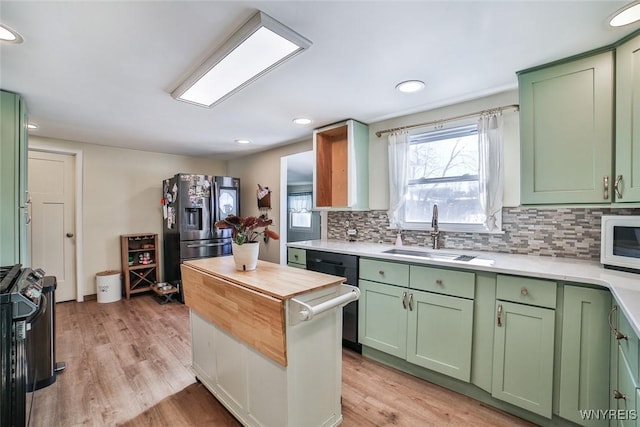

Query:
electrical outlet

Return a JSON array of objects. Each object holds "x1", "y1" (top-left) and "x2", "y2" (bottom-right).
[
  {"x1": 345, "y1": 220, "x2": 349, "y2": 227},
  {"x1": 347, "y1": 229, "x2": 357, "y2": 236}
]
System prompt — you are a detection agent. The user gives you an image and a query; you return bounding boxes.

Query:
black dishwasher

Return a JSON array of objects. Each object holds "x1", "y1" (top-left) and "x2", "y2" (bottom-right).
[{"x1": 306, "y1": 250, "x2": 360, "y2": 353}]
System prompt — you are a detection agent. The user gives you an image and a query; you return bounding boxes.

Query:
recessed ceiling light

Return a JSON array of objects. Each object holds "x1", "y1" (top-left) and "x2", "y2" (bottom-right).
[
  {"x1": 610, "y1": 1, "x2": 640, "y2": 26},
  {"x1": 293, "y1": 118, "x2": 312, "y2": 125},
  {"x1": 396, "y1": 80, "x2": 425, "y2": 93},
  {"x1": 0, "y1": 24, "x2": 23, "y2": 43},
  {"x1": 235, "y1": 139, "x2": 251, "y2": 144},
  {"x1": 27, "y1": 123, "x2": 38, "y2": 130}
]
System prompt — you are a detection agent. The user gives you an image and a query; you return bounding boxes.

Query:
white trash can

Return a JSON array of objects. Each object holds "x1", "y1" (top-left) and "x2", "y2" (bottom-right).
[{"x1": 96, "y1": 270, "x2": 122, "y2": 303}]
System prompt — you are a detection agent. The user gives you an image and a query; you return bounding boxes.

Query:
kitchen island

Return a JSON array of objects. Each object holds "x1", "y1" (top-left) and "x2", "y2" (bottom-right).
[{"x1": 181, "y1": 257, "x2": 358, "y2": 427}]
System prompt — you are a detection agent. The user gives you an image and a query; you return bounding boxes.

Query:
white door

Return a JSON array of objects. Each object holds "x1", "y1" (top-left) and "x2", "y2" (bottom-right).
[{"x1": 28, "y1": 151, "x2": 76, "y2": 302}]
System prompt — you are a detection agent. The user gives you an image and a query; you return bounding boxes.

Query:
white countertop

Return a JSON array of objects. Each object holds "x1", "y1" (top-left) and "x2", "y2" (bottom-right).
[{"x1": 288, "y1": 239, "x2": 640, "y2": 337}]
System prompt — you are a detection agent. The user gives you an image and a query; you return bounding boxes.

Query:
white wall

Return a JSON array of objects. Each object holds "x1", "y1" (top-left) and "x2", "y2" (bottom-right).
[
  {"x1": 29, "y1": 136, "x2": 226, "y2": 298},
  {"x1": 227, "y1": 140, "x2": 313, "y2": 264}
]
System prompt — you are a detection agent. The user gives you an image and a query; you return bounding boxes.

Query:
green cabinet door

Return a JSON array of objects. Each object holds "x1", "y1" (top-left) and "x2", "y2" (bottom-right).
[
  {"x1": 406, "y1": 290, "x2": 474, "y2": 382},
  {"x1": 519, "y1": 51, "x2": 614, "y2": 204},
  {"x1": 615, "y1": 33, "x2": 640, "y2": 202},
  {"x1": 492, "y1": 301, "x2": 555, "y2": 418},
  {"x1": 0, "y1": 90, "x2": 27, "y2": 265},
  {"x1": 614, "y1": 347, "x2": 638, "y2": 427},
  {"x1": 358, "y1": 280, "x2": 407, "y2": 358},
  {"x1": 559, "y1": 286, "x2": 611, "y2": 426}
]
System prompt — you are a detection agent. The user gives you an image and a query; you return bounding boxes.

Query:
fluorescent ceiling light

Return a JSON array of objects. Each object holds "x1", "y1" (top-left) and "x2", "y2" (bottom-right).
[
  {"x1": 0, "y1": 24, "x2": 23, "y2": 43},
  {"x1": 610, "y1": 1, "x2": 640, "y2": 26},
  {"x1": 172, "y1": 11, "x2": 312, "y2": 108},
  {"x1": 27, "y1": 123, "x2": 38, "y2": 130},
  {"x1": 396, "y1": 80, "x2": 425, "y2": 93},
  {"x1": 293, "y1": 117, "x2": 312, "y2": 125},
  {"x1": 235, "y1": 139, "x2": 251, "y2": 144}
]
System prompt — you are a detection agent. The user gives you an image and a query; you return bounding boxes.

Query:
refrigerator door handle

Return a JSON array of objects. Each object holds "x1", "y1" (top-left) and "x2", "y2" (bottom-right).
[{"x1": 186, "y1": 242, "x2": 226, "y2": 248}]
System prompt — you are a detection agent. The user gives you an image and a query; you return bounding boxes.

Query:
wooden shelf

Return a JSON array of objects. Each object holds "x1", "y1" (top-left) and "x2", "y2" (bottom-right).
[
  {"x1": 121, "y1": 233, "x2": 158, "y2": 299},
  {"x1": 313, "y1": 119, "x2": 369, "y2": 210}
]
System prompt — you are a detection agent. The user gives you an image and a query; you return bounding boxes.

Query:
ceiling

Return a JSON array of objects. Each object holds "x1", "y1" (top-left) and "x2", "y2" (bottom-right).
[{"x1": 1, "y1": 1, "x2": 638, "y2": 159}]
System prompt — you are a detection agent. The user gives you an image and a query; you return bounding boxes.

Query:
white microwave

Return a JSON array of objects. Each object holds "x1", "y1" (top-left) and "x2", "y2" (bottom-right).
[{"x1": 601, "y1": 215, "x2": 640, "y2": 272}]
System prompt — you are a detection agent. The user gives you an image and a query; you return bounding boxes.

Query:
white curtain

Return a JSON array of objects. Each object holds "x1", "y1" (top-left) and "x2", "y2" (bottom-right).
[
  {"x1": 387, "y1": 131, "x2": 410, "y2": 229},
  {"x1": 288, "y1": 192, "x2": 312, "y2": 212},
  {"x1": 478, "y1": 112, "x2": 504, "y2": 232}
]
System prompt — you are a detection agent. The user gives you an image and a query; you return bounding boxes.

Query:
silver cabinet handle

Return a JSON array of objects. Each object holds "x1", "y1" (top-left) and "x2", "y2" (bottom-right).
[
  {"x1": 435, "y1": 279, "x2": 443, "y2": 286},
  {"x1": 378, "y1": 270, "x2": 385, "y2": 276},
  {"x1": 294, "y1": 254, "x2": 298, "y2": 260},
  {"x1": 66, "y1": 233, "x2": 74, "y2": 238},
  {"x1": 408, "y1": 293, "x2": 414, "y2": 311},
  {"x1": 402, "y1": 292, "x2": 407, "y2": 309},
  {"x1": 615, "y1": 174, "x2": 623, "y2": 199},
  {"x1": 521, "y1": 287, "x2": 528, "y2": 296},
  {"x1": 613, "y1": 390, "x2": 626, "y2": 400},
  {"x1": 497, "y1": 304, "x2": 503, "y2": 327},
  {"x1": 604, "y1": 176, "x2": 609, "y2": 200},
  {"x1": 608, "y1": 305, "x2": 628, "y2": 340}
]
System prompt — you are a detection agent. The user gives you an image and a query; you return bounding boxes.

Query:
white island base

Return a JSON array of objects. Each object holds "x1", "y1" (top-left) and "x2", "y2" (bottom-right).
[{"x1": 190, "y1": 290, "x2": 345, "y2": 427}]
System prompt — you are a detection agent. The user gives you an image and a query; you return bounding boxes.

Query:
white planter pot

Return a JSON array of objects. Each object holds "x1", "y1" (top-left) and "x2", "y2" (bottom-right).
[{"x1": 232, "y1": 242, "x2": 259, "y2": 271}]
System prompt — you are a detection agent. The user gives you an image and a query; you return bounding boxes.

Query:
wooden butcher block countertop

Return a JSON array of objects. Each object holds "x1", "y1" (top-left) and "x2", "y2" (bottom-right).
[
  {"x1": 183, "y1": 256, "x2": 345, "y2": 300},
  {"x1": 181, "y1": 256, "x2": 346, "y2": 366}
]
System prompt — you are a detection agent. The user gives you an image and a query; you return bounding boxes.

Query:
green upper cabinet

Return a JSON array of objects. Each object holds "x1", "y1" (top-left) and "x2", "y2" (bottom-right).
[
  {"x1": 0, "y1": 90, "x2": 28, "y2": 266},
  {"x1": 519, "y1": 50, "x2": 614, "y2": 205},
  {"x1": 558, "y1": 285, "x2": 611, "y2": 427},
  {"x1": 313, "y1": 119, "x2": 369, "y2": 210},
  {"x1": 614, "y1": 33, "x2": 640, "y2": 202}
]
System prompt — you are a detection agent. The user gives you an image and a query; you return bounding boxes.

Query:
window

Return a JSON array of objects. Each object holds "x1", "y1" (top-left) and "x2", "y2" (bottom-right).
[
  {"x1": 392, "y1": 113, "x2": 503, "y2": 233},
  {"x1": 405, "y1": 123, "x2": 484, "y2": 227},
  {"x1": 288, "y1": 192, "x2": 312, "y2": 229}
]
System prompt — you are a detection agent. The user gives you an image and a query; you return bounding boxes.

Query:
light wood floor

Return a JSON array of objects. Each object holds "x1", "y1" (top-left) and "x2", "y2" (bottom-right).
[{"x1": 27, "y1": 296, "x2": 535, "y2": 426}]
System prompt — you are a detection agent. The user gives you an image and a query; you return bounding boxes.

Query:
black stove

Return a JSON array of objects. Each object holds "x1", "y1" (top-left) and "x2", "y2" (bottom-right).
[{"x1": 1, "y1": 264, "x2": 45, "y2": 427}]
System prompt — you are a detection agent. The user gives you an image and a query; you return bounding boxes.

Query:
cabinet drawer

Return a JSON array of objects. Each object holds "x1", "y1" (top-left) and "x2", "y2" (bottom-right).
[
  {"x1": 287, "y1": 248, "x2": 306, "y2": 265},
  {"x1": 360, "y1": 258, "x2": 409, "y2": 287},
  {"x1": 409, "y1": 266, "x2": 475, "y2": 299},
  {"x1": 496, "y1": 275, "x2": 557, "y2": 309}
]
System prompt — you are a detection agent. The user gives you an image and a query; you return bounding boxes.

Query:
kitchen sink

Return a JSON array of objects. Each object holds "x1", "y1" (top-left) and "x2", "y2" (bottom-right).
[{"x1": 382, "y1": 248, "x2": 478, "y2": 262}]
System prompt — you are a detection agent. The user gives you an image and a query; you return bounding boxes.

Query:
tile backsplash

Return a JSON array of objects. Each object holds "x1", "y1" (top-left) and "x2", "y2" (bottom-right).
[{"x1": 327, "y1": 207, "x2": 640, "y2": 261}]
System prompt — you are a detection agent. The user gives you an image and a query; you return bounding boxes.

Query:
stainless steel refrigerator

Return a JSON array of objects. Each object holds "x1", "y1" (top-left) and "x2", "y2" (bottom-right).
[{"x1": 162, "y1": 174, "x2": 240, "y2": 300}]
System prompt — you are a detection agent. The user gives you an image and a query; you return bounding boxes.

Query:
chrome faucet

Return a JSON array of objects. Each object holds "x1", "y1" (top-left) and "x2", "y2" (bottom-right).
[{"x1": 430, "y1": 204, "x2": 440, "y2": 249}]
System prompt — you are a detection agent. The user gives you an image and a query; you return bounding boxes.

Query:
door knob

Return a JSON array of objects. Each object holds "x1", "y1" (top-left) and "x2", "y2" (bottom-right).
[{"x1": 66, "y1": 233, "x2": 74, "y2": 238}]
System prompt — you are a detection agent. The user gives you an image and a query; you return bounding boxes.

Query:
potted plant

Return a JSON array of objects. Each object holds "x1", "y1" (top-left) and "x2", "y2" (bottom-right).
[{"x1": 215, "y1": 215, "x2": 279, "y2": 271}]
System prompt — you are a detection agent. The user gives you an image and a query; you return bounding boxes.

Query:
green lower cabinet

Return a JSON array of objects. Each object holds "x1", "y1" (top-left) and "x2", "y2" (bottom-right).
[
  {"x1": 406, "y1": 291, "x2": 473, "y2": 382},
  {"x1": 558, "y1": 286, "x2": 611, "y2": 427},
  {"x1": 358, "y1": 280, "x2": 408, "y2": 358},
  {"x1": 359, "y1": 278, "x2": 474, "y2": 382},
  {"x1": 287, "y1": 262, "x2": 306, "y2": 269},
  {"x1": 614, "y1": 346, "x2": 638, "y2": 427},
  {"x1": 492, "y1": 300, "x2": 555, "y2": 418}
]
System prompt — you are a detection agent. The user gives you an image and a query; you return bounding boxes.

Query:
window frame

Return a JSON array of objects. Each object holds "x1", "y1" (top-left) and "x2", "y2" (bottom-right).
[
  {"x1": 397, "y1": 118, "x2": 495, "y2": 233},
  {"x1": 287, "y1": 191, "x2": 313, "y2": 230}
]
